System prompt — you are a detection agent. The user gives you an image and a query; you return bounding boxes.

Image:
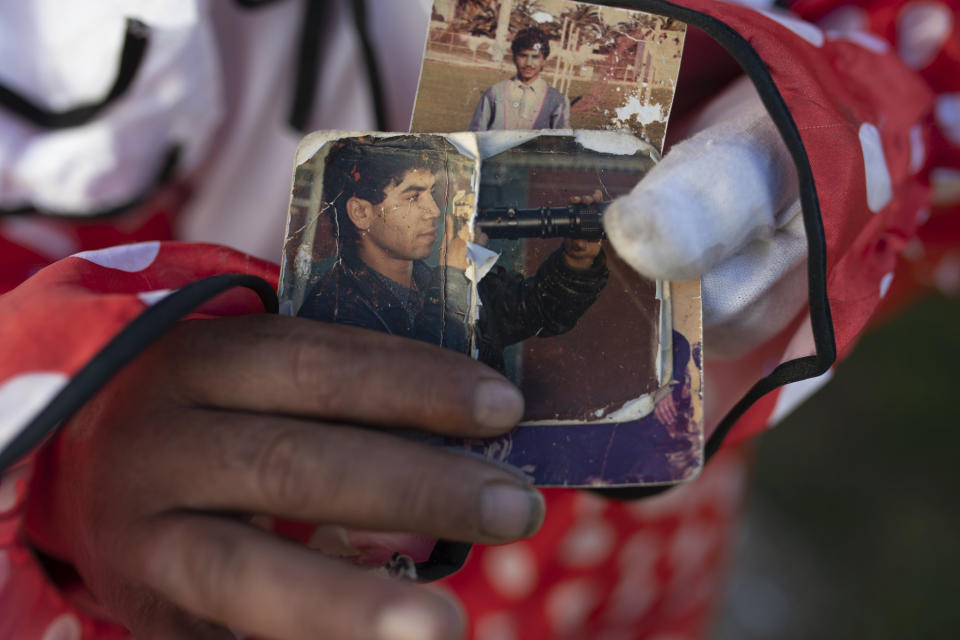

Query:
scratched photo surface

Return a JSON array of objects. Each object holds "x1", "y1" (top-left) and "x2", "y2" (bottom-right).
[
  {"x1": 281, "y1": 132, "x2": 665, "y2": 423},
  {"x1": 413, "y1": 0, "x2": 686, "y2": 151},
  {"x1": 280, "y1": 132, "x2": 703, "y2": 487},
  {"x1": 280, "y1": 134, "x2": 476, "y2": 357},
  {"x1": 452, "y1": 132, "x2": 703, "y2": 486},
  {"x1": 477, "y1": 134, "x2": 664, "y2": 422}
]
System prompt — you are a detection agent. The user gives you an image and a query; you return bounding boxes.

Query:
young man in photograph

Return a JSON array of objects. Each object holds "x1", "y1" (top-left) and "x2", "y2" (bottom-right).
[
  {"x1": 469, "y1": 26, "x2": 571, "y2": 131},
  {"x1": 297, "y1": 136, "x2": 606, "y2": 371}
]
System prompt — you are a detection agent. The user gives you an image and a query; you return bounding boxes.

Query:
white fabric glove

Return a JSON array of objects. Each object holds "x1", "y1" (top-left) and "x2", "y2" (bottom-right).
[{"x1": 604, "y1": 76, "x2": 809, "y2": 358}]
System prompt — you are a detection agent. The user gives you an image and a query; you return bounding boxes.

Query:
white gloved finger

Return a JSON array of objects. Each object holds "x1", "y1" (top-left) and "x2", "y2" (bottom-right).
[
  {"x1": 603, "y1": 76, "x2": 800, "y2": 282},
  {"x1": 703, "y1": 204, "x2": 809, "y2": 357}
]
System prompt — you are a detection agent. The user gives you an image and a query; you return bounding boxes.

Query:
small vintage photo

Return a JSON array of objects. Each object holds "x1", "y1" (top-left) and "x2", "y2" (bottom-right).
[
  {"x1": 412, "y1": 0, "x2": 686, "y2": 150},
  {"x1": 281, "y1": 131, "x2": 667, "y2": 420},
  {"x1": 279, "y1": 131, "x2": 703, "y2": 486}
]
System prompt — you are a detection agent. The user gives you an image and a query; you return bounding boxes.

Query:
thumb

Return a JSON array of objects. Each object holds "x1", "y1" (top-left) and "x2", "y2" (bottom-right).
[
  {"x1": 445, "y1": 215, "x2": 455, "y2": 246},
  {"x1": 441, "y1": 215, "x2": 455, "y2": 259},
  {"x1": 603, "y1": 77, "x2": 799, "y2": 281}
]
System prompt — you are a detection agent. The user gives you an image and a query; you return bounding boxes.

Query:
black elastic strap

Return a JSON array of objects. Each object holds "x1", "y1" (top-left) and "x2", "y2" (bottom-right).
[
  {"x1": 288, "y1": 0, "x2": 388, "y2": 132},
  {"x1": 0, "y1": 274, "x2": 278, "y2": 474},
  {"x1": 0, "y1": 18, "x2": 149, "y2": 129},
  {"x1": 288, "y1": 0, "x2": 325, "y2": 131},
  {"x1": 415, "y1": 540, "x2": 473, "y2": 583},
  {"x1": 351, "y1": 0, "x2": 389, "y2": 131}
]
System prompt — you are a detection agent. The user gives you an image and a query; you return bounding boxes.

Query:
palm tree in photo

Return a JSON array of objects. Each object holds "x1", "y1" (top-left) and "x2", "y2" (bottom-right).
[
  {"x1": 452, "y1": 0, "x2": 500, "y2": 38},
  {"x1": 509, "y1": 0, "x2": 550, "y2": 35},
  {"x1": 616, "y1": 17, "x2": 651, "y2": 40},
  {"x1": 590, "y1": 18, "x2": 620, "y2": 53},
  {"x1": 559, "y1": 4, "x2": 603, "y2": 47},
  {"x1": 658, "y1": 15, "x2": 683, "y2": 31}
]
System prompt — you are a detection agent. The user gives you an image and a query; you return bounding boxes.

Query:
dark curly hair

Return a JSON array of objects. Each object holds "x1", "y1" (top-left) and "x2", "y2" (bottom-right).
[
  {"x1": 511, "y1": 26, "x2": 551, "y2": 59},
  {"x1": 321, "y1": 135, "x2": 448, "y2": 249}
]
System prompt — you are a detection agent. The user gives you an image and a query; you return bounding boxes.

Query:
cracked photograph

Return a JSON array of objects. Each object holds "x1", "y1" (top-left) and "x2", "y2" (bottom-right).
[{"x1": 279, "y1": 131, "x2": 703, "y2": 487}]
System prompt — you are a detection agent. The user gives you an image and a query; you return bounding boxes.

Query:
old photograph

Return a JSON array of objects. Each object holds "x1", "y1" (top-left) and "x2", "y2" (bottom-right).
[
  {"x1": 279, "y1": 131, "x2": 702, "y2": 486},
  {"x1": 412, "y1": 0, "x2": 686, "y2": 150}
]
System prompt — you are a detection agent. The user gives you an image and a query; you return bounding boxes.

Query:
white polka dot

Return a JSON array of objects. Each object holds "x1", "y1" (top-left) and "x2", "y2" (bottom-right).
[
  {"x1": 482, "y1": 543, "x2": 538, "y2": 600},
  {"x1": 0, "y1": 373, "x2": 69, "y2": 454},
  {"x1": 559, "y1": 520, "x2": 616, "y2": 568},
  {"x1": 934, "y1": 253, "x2": 960, "y2": 294},
  {"x1": 0, "y1": 218, "x2": 79, "y2": 260},
  {"x1": 604, "y1": 562, "x2": 658, "y2": 624},
  {"x1": 827, "y1": 30, "x2": 890, "y2": 53},
  {"x1": 758, "y1": 10, "x2": 825, "y2": 47},
  {"x1": 137, "y1": 289, "x2": 173, "y2": 306},
  {"x1": 917, "y1": 206, "x2": 932, "y2": 225},
  {"x1": 880, "y1": 272, "x2": 895, "y2": 298},
  {"x1": 42, "y1": 613, "x2": 82, "y2": 640},
  {"x1": 910, "y1": 124, "x2": 926, "y2": 174},
  {"x1": 931, "y1": 167, "x2": 960, "y2": 206},
  {"x1": 72, "y1": 241, "x2": 161, "y2": 272},
  {"x1": 0, "y1": 467, "x2": 28, "y2": 514},
  {"x1": 903, "y1": 237, "x2": 925, "y2": 261},
  {"x1": 617, "y1": 531, "x2": 661, "y2": 575},
  {"x1": 817, "y1": 5, "x2": 869, "y2": 32},
  {"x1": 0, "y1": 483, "x2": 17, "y2": 514},
  {"x1": 935, "y1": 93, "x2": 960, "y2": 145},
  {"x1": 897, "y1": 1, "x2": 954, "y2": 69},
  {"x1": 475, "y1": 611, "x2": 517, "y2": 640},
  {"x1": 545, "y1": 579, "x2": 601, "y2": 633},
  {"x1": 668, "y1": 522, "x2": 716, "y2": 581},
  {"x1": 0, "y1": 550, "x2": 9, "y2": 590},
  {"x1": 769, "y1": 368, "x2": 834, "y2": 426},
  {"x1": 859, "y1": 123, "x2": 893, "y2": 213}
]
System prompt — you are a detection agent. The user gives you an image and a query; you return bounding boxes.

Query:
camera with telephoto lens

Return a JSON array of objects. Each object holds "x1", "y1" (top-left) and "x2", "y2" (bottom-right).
[{"x1": 475, "y1": 202, "x2": 609, "y2": 240}]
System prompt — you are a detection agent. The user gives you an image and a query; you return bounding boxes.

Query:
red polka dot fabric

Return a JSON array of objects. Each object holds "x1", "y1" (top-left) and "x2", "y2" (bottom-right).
[
  {"x1": 441, "y1": 449, "x2": 749, "y2": 640},
  {"x1": 2, "y1": 0, "x2": 958, "y2": 638}
]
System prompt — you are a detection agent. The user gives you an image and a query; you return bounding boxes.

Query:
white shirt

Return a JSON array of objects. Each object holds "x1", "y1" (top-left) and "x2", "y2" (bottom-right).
[{"x1": 503, "y1": 77, "x2": 549, "y2": 130}]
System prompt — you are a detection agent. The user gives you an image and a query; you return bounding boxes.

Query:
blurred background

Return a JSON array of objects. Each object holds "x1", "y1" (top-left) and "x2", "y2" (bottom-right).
[{"x1": 711, "y1": 294, "x2": 960, "y2": 639}]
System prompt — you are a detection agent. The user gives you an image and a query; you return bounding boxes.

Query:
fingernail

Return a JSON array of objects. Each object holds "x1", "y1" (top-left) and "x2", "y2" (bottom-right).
[
  {"x1": 472, "y1": 378, "x2": 524, "y2": 431},
  {"x1": 376, "y1": 599, "x2": 463, "y2": 640},
  {"x1": 480, "y1": 481, "x2": 545, "y2": 541}
]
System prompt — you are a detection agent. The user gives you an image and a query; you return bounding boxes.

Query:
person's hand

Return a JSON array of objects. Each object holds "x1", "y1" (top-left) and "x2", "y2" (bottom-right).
[
  {"x1": 564, "y1": 189, "x2": 604, "y2": 269},
  {"x1": 24, "y1": 315, "x2": 542, "y2": 640},
  {"x1": 440, "y1": 214, "x2": 471, "y2": 270},
  {"x1": 602, "y1": 76, "x2": 805, "y2": 358},
  {"x1": 654, "y1": 390, "x2": 678, "y2": 425}
]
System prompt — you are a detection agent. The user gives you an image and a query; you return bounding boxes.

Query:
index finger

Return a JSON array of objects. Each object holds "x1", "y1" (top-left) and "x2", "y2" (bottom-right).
[
  {"x1": 164, "y1": 315, "x2": 523, "y2": 436},
  {"x1": 131, "y1": 514, "x2": 466, "y2": 640}
]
